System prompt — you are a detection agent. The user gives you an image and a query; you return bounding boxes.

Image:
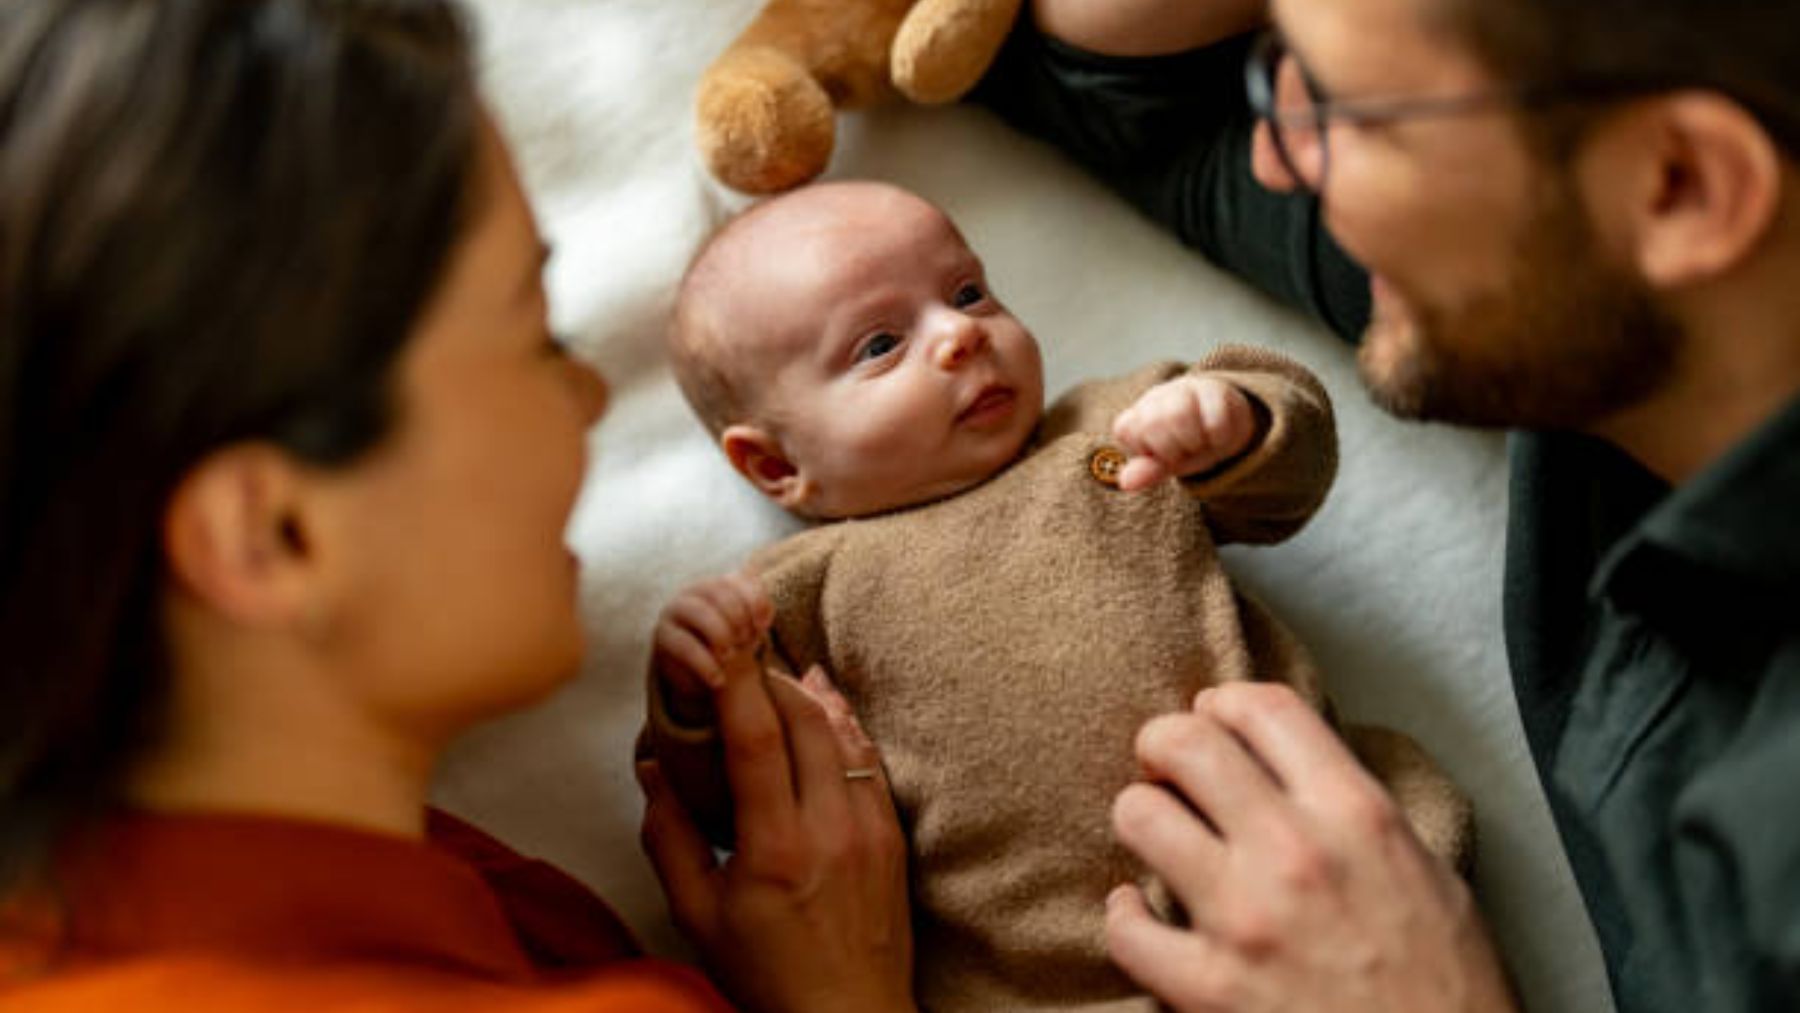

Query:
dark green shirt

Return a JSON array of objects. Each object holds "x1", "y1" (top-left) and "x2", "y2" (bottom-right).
[{"x1": 1506, "y1": 397, "x2": 1800, "y2": 1012}]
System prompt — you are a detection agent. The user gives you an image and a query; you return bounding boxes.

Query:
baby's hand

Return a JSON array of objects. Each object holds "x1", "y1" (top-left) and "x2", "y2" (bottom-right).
[
  {"x1": 1111, "y1": 375, "x2": 1260, "y2": 492},
  {"x1": 652, "y1": 571, "x2": 775, "y2": 721}
]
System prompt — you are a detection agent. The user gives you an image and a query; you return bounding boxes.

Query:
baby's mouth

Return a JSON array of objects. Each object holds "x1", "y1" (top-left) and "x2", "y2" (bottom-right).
[{"x1": 957, "y1": 384, "x2": 1016, "y2": 426}]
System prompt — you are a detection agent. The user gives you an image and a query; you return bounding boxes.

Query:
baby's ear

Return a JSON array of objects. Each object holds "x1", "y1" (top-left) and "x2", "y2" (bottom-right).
[{"x1": 722, "y1": 424, "x2": 808, "y2": 509}]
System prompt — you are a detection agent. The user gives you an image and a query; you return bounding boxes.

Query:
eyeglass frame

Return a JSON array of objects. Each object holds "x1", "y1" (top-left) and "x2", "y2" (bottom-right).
[{"x1": 1242, "y1": 29, "x2": 1729, "y2": 195}]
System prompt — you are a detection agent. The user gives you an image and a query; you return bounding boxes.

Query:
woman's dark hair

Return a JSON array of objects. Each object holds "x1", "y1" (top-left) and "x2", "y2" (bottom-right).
[
  {"x1": 1446, "y1": 0, "x2": 1800, "y2": 157},
  {"x1": 0, "y1": 0, "x2": 477, "y2": 892}
]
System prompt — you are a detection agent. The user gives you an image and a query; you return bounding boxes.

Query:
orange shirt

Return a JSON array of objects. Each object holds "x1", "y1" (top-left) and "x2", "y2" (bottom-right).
[{"x1": 0, "y1": 809, "x2": 731, "y2": 1011}]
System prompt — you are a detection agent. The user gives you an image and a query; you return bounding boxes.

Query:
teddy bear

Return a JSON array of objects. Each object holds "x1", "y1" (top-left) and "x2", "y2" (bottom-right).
[{"x1": 695, "y1": 0, "x2": 1024, "y2": 194}]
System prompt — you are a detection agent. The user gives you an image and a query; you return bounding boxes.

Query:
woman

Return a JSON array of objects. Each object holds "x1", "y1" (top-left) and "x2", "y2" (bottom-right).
[{"x1": 0, "y1": 1, "x2": 914, "y2": 1009}]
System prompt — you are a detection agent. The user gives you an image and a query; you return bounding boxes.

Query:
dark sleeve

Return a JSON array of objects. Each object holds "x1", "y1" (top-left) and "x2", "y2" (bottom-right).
[{"x1": 969, "y1": 20, "x2": 1370, "y2": 344}]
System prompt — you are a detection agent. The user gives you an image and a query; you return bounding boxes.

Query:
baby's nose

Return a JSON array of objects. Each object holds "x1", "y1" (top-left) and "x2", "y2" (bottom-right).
[{"x1": 932, "y1": 314, "x2": 986, "y2": 370}]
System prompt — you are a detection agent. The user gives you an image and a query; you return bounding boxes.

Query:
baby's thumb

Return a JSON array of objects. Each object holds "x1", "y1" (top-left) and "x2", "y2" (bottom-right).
[{"x1": 1117, "y1": 455, "x2": 1169, "y2": 492}]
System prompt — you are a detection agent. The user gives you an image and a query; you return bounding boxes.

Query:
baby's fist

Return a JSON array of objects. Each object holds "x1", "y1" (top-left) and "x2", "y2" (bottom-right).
[
  {"x1": 1111, "y1": 375, "x2": 1260, "y2": 492},
  {"x1": 651, "y1": 571, "x2": 774, "y2": 718}
]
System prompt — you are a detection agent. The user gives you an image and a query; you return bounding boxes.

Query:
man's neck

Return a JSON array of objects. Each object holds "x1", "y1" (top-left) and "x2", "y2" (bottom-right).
[{"x1": 1593, "y1": 298, "x2": 1800, "y2": 485}]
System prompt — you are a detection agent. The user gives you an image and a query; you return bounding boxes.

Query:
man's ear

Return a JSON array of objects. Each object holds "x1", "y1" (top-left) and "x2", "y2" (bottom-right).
[
  {"x1": 162, "y1": 444, "x2": 321, "y2": 628},
  {"x1": 721, "y1": 423, "x2": 809, "y2": 509},
  {"x1": 1613, "y1": 92, "x2": 1782, "y2": 287}
]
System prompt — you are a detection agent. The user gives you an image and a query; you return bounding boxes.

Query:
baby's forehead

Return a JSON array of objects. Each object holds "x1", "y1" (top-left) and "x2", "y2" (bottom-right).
[
  {"x1": 687, "y1": 184, "x2": 970, "y2": 364},
  {"x1": 746, "y1": 183, "x2": 964, "y2": 262}
]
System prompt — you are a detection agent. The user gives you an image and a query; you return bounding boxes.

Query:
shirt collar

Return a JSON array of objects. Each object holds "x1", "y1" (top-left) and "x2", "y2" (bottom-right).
[
  {"x1": 45, "y1": 810, "x2": 536, "y2": 980},
  {"x1": 1592, "y1": 392, "x2": 1800, "y2": 610}
]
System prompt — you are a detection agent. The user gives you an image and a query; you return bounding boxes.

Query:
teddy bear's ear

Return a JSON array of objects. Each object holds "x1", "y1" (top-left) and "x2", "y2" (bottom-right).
[
  {"x1": 890, "y1": 0, "x2": 1024, "y2": 104},
  {"x1": 695, "y1": 45, "x2": 838, "y2": 194}
]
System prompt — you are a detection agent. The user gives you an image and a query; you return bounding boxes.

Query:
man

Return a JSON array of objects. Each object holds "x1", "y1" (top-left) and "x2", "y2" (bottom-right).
[{"x1": 975, "y1": 0, "x2": 1800, "y2": 1009}]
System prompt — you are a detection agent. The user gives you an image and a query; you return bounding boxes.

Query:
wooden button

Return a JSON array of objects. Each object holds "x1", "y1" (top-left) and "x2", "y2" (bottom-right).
[{"x1": 1089, "y1": 447, "x2": 1127, "y2": 487}]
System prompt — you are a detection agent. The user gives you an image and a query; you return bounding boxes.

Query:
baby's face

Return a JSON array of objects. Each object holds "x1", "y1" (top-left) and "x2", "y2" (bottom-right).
[{"x1": 727, "y1": 188, "x2": 1045, "y2": 518}]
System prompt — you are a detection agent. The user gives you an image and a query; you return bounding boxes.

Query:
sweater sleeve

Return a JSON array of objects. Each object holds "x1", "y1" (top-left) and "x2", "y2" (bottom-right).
[
  {"x1": 1180, "y1": 343, "x2": 1338, "y2": 546},
  {"x1": 638, "y1": 529, "x2": 841, "y2": 850}
]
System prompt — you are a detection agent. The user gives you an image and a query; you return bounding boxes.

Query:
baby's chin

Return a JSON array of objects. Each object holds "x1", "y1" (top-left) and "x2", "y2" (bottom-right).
[{"x1": 861, "y1": 439, "x2": 1037, "y2": 518}]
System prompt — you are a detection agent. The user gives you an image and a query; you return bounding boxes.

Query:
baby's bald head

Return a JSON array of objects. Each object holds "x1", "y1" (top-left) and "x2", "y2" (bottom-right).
[{"x1": 666, "y1": 181, "x2": 954, "y2": 436}]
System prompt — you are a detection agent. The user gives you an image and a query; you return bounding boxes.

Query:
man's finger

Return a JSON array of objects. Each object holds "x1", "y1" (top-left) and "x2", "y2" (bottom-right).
[
  {"x1": 1136, "y1": 710, "x2": 1283, "y2": 841},
  {"x1": 1105, "y1": 883, "x2": 1240, "y2": 1011},
  {"x1": 1112, "y1": 781, "x2": 1225, "y2": 910},
  {"x1": 1197, "y1": 684, "x2": 1372, "y2": 805}
]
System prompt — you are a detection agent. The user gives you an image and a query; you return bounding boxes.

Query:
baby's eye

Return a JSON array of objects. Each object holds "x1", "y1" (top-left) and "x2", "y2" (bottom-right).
[
  {"x1": 856, "y1": 331, "x2": 902, "y2": 362},
  {"x1": 952, "y1": 283, "x2": 986, "y2": 309}
]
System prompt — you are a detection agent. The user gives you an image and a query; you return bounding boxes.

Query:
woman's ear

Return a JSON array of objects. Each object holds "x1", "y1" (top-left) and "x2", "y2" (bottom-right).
[
  {"x1": 1615, "y1": 92, "x2": 1782, "y2": 288},
  {"x1": 721, "y1": 423, "x2": 810, "y2": 509},
  {"x1": 162, "y1": 444, "x2": 322, "y2": 628}
]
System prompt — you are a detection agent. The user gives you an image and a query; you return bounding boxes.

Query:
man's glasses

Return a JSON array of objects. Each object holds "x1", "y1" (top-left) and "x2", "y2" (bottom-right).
[{"x1": 1243, "y1": 30, "x2": 1690, "y2": 194}]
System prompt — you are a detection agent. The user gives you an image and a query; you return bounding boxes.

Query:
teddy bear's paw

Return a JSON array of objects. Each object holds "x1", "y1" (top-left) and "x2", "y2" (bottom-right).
[
  {"x1": 696, "y1": 45, "x2": 836, "y2": 194},
  {"x1": 891, "y1": 0, "x2": 1023, "y2": 104}
]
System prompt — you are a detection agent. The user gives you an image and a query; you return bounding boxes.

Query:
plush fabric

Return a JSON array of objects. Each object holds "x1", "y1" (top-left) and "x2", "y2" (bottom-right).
[{"x1": 433, "y1": 3, "x2": 1615, "y2": 1012}]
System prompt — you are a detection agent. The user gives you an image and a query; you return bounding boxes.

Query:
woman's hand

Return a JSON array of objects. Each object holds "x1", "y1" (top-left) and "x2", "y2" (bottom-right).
[
  {"x1": 638, "y1": 648, "x2": 914, "y2": 1013},
  {"x1": 1105, "y1": 682, "x2": 1519, "y2": 1013}
]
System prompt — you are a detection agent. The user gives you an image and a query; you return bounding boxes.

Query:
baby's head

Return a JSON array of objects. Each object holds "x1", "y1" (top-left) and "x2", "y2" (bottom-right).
[{"x1": 669, "y1": 181, "x2": 1044, "y2": 519}]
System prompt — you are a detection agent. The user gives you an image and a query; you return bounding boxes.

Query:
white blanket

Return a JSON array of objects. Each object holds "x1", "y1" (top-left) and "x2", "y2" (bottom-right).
[{"x1": 434, "y1": 3, "x2": 1614, "y2": 1010}]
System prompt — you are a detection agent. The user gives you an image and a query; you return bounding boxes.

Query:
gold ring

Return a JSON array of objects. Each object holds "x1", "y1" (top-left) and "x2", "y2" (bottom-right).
[{"x1": 843, "y1": 767, "x2": 879, "y2": 781}]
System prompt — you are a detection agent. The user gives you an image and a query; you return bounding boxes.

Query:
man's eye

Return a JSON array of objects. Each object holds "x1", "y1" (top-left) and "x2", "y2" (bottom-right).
[
  {"x1": 857, "y1": 332, "x2": 902, "y2": 362},
  {"x1": 952, "y1": 283, "x2": 986, "y2": 309}
]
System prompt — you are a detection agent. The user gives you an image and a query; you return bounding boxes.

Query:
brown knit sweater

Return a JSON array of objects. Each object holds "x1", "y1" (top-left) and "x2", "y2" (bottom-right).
[{"x1": 646, "y1": 345, "x2": 1472, "y2": 1012}]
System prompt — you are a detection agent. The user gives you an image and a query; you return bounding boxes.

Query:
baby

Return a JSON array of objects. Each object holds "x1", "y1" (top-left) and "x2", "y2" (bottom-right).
[{"x1": 643, "y1": 181, "x2": 1469, "y2": 1012}]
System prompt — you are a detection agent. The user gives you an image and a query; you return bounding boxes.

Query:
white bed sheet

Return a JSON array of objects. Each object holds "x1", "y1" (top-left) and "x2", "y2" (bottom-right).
[{"x1": 432, "y1": 3, "x2": 1615, "y2": 1011}]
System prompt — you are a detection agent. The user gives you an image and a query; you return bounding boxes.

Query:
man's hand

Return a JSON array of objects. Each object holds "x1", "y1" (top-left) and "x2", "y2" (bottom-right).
[
  {"x1": 1111, "y1": 375, "x2": 1261, "y2": 492},
  {"x1": 1105, "y1": 683, "x2": 1519, "y2": 1013},
  {"x1": 650, "y1": 571, "x2": 774, "y2": 722}
]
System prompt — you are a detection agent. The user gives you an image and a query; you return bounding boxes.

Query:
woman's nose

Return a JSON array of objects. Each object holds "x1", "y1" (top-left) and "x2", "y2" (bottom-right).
[
  {"x1": 931, "y1": 312, "x2": 986, "y2": 371},
  {"x1": 570, "y1": 358, "x2": 609, "y2": 426}
]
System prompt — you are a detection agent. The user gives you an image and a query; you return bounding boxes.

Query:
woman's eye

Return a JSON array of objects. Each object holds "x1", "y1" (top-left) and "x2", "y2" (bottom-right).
[
  {"x1": 952, "y1": 283, "x2": 986, "y2": 309},
  {"x1": 857, "y1": 332, "x2": 902, "y2": 362}
]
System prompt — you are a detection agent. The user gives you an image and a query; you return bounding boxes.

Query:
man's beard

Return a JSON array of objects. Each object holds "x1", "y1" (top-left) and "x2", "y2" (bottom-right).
[{"x1": 1357, "y1": 178, "x2": 1682, "y2": 431}]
